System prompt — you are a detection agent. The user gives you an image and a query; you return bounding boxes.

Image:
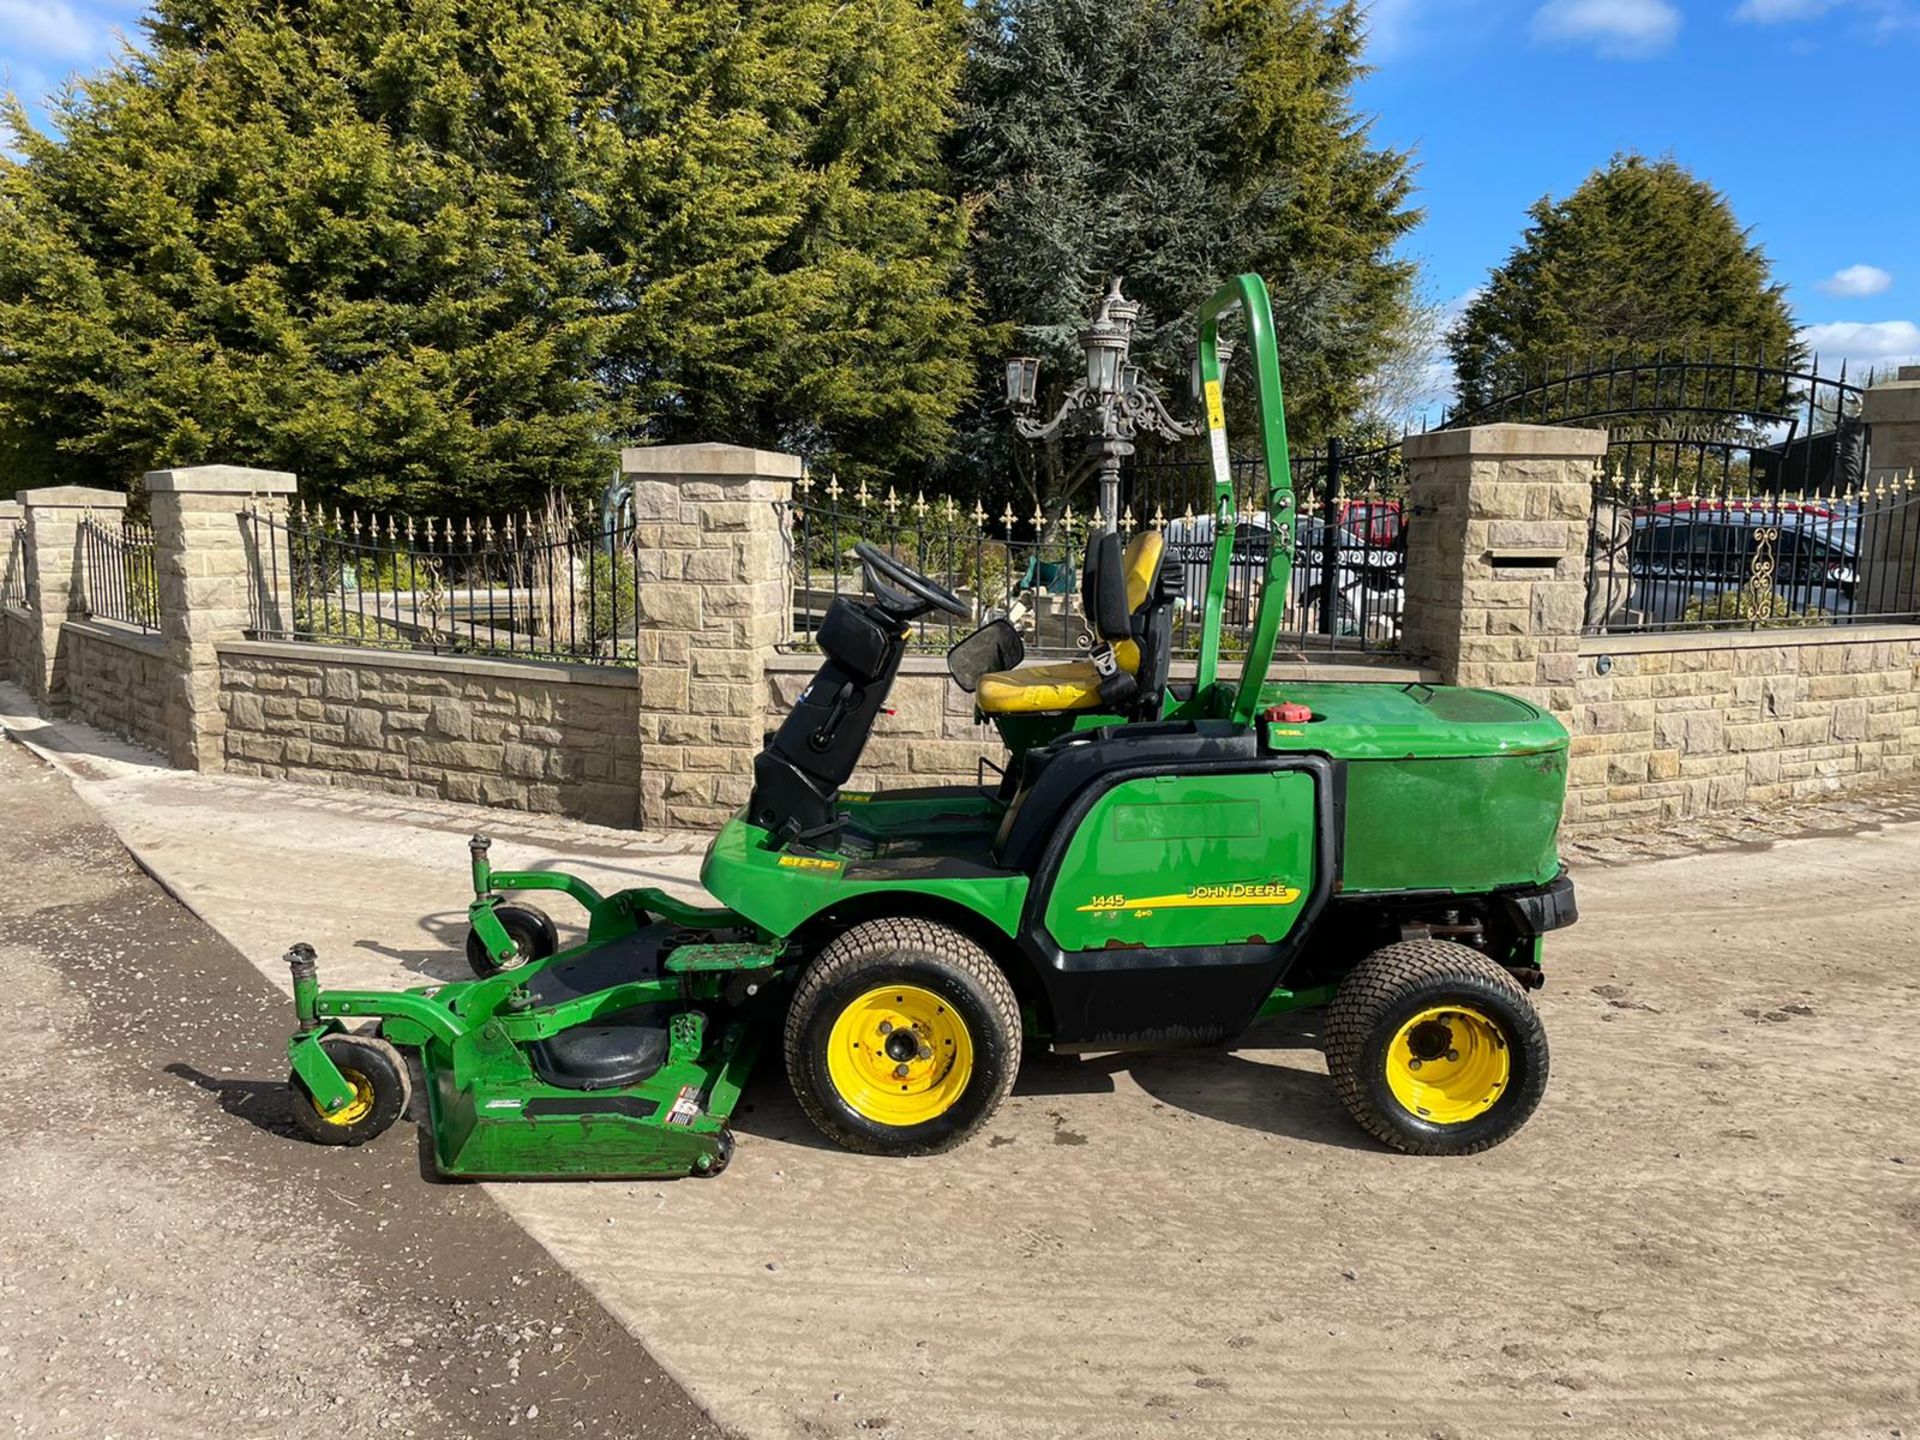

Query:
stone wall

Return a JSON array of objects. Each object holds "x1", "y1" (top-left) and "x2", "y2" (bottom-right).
[
  {"x1": 217, "y1": 642, "x2": 644, "y2": 828},
  {"x1": 61, "y1": 619, "x2": 170, "y2": 755},
  {"x1": 1562, "y1": 626, "x2": 1920, "y2": 830},
  {"x1": 3, "y1": 608, "x2": 34, "y2": 690}
]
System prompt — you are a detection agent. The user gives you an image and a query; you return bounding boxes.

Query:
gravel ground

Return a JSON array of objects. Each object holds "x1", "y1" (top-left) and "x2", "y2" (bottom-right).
[{"x1": 0, "y1": 738, "x2": 734, "y2": 1440}]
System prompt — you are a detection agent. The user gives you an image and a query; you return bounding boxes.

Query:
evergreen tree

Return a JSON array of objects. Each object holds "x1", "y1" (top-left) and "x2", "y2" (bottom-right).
[
  {"x1": 953, "y1": 0, "x2": 1415, "y2": 509},
  {"x1": 0, "y1": 0, "x2": 978, "y2": 511},
  {"x1": 1449, "y1": 154, "x2": 1799, "y2": 414}
]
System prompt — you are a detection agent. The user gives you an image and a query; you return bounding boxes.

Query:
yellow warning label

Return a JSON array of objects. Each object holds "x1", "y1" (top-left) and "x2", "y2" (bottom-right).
[
  {"x1": 778, "y1": 855, "x2": 843, "y2": 873},
  {"x1": 1203, "y1": 378, "x2": 1226, "y2": 432}
]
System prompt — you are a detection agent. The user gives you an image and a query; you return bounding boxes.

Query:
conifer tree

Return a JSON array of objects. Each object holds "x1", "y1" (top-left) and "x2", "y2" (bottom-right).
[
  {"x1": 1449, "y1": 154, "x2": 1799, "y2": 413},
  {"x1": 0, "y1": 0, "x2": 978, "y2": 510}
]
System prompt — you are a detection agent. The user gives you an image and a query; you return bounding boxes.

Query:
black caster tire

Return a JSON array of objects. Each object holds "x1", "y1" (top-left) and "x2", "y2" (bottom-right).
[
  {"x1": 1324, "y1": 939, "x2": 1549, "y2": 1156},
  {"x1": 289, "y1": 1034, "x2": 412, "y2": 1147},
  {"x1": 784, "y1": 917, "x2": 1020, "y2": 1157},
  {"x1": 692, "y1": 1130, "x2": 735, "y2": 1178},
  {"x1": 465, "y1": 904, "x2": 559, "y2": 979}
]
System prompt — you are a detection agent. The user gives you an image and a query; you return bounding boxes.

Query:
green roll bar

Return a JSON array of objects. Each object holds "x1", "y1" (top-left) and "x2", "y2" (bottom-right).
[{"x1": 1190, "y1": 273, "x2": 1296, "y2": 729}]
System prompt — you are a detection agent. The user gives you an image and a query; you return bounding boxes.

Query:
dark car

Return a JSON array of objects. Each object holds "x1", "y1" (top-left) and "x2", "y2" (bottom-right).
[{"x1": 1618, "y1": 506, "x2": 1858, "y2": 624}]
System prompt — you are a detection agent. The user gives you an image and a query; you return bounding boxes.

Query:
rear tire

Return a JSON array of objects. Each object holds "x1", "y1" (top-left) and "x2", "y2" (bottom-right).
[
  {"x1": 1323, "y1": 939, "x2": 1548, "y2": 1156},
  {"x1": 465, "y1": 904, "x2": 559, "y2": 979},
  {"x1": 289, "y1": 1034, "x2": 411, "y2": 1147},
  {"x1": 785, "y1": 918, "x2": 1020, "y2": 1157}
]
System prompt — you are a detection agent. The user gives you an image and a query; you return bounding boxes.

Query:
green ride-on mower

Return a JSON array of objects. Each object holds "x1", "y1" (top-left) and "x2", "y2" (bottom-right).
[{"x1": 281, "y1": 273, "x2": 1577, "y2": 1179}]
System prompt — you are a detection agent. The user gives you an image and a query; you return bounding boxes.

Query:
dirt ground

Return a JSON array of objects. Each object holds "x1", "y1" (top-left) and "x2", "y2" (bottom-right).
[
  {"x1": 0, "y1": 740, "x2": 733, "y2": 1440},
  {"x1": 4, "y1": 693, "x2": 1920, "y2": 1438}
]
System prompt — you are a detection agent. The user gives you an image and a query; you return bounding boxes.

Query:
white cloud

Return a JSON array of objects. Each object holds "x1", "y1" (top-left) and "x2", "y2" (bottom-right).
[
  {"x1": 0, "y1": 0, "x2": 95, "y2": 59},
  {"x1": 1818, "y1": 264, "x2": 1894, "y2": 298},
  {"x1": 1735, "y1": 0, "x2": 1836, "y2": 20},
  {"x1": 1531, "y1": 0, "x2": 1682, "y2": 57},
  {"x1": 1798, "y1": 319, "x2": 1920, "y2": 376}
]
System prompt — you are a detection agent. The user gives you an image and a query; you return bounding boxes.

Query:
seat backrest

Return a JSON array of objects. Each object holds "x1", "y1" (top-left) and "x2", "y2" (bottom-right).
[
  {"x1": 1081, "y1": 531, "x2": 1130, "y2": 641},
  {"x1": 1121, "y1": 530, "x2": 1177, "y2": 717}
]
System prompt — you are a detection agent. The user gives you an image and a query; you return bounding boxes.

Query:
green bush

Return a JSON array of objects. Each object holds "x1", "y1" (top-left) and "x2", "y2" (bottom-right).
[{"x1": 1680, "y1": 591, "x2": 1828, "y2": 629}]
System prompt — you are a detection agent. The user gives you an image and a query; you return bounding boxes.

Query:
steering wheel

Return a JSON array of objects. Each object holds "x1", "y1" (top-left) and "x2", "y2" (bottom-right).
[{"x1": 853, "y1": 541, "x2": 970, "y2": 619}]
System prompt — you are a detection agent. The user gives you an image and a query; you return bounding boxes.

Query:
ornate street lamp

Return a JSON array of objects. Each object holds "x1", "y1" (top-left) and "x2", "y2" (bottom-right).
[{"x1": 1005, "y1": 277, "x2": 1207, "y2": 531}]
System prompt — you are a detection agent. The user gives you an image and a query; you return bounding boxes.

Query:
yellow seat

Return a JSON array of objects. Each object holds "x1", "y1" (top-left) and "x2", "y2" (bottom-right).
[{"x1": 976, "y1": 532, "x2": 1164, "y2": 716}]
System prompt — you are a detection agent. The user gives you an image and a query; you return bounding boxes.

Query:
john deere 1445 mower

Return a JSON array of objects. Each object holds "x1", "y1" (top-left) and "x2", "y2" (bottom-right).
[{"x1": 282, "y1": 274, "x2": 1576, "y2": 1178}]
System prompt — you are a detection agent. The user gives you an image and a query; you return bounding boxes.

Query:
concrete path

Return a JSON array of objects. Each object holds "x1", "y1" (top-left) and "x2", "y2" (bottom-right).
[{"x1": 7, "y1": 683, "x2": 1919, "y2": 1440}]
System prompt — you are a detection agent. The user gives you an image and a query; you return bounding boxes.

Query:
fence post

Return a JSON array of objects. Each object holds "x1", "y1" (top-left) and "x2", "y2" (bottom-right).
[
  {"x1": 1318, "y1": 434, "x2": 1342, "y2": 636},
  {"x1": 1400, "y1": 424, "x2": 1607, "y2": 711},
  {"x1": 14, "y1": 486, "x2": 129, "y2": 710},
  {"x1": 146, "y1": 464, "x2": 299, "y2": 771},
  {"x1": 1860, "y1": 367, "x2": 1920, "y2": 615},
  {"x1": 622, "y1": 442, "x2": 801, "y2": 829}
]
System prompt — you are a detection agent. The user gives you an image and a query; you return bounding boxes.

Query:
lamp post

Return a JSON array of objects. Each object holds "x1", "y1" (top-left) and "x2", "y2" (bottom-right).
[{"x1": 1005, "y1": 277, "x2": 1213, "y2": 532}]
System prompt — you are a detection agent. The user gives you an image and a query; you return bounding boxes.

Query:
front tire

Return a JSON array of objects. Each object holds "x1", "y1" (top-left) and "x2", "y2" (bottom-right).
[
  {"x1": 784, "y1": 918, "x2": 1021, "y2": 1157},
  {"x1": 1324, "y1": 939, "x2": 1548, "y2": 1156},
  {"x1": 289, "y1": 1034, "x2": 411, "y2": 1147}
]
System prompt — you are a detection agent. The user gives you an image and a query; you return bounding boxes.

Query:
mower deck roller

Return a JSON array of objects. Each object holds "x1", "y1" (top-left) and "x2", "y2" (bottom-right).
[{"x1": 282, "y1": 273, "x2": 1577, "y2": 1178}]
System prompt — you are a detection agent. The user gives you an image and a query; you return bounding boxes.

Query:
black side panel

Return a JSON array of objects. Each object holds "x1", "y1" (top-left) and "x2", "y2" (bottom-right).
[{"x1": 1015, "y1": 753, "x2": 1342, "y2": 1052}]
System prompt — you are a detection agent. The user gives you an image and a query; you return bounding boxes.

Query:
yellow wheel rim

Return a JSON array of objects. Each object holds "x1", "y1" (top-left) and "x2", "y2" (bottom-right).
[
  {"x1": 826, "y1": 984, "x2": 975, "y2": 1127},
  {"x1": 319, "y1": 1066, "x2": 376, "y2": 1127},
  {"x1": 1384, "y1": 1006, "x2": 1510, "y2": 1125}
]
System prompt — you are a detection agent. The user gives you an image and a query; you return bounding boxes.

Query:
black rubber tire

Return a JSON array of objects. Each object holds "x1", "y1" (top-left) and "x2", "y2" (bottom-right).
[
  {"x1": 1323, "y1": 939, "x2": 1548, "y2": 1156},
  {"x1": 288, "y1": 1034, "x2": 412, "y2": 1147},
  {"x1": 465, "y1": 904, "x2": 559, "y2": 979},
  {"x1": 784, "y1": 917, "x2": 1021, "y2": 1157}
]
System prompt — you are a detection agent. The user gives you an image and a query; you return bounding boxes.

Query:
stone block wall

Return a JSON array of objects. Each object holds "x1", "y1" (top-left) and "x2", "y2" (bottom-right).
[
  {"x1": 61, "y1": 620, "x2": 170, "y2": 754},
  {"x1": 766, "y1": 660, "x2": 1008, "y2": 791},
  {"x1": 217, "y1": 642, "x2": 644, "y2": 828},
  {"x1": 3, "y1": 607, "x2": 34, "y2": 688},
  {"x1": 1562, "y1": 628, "x2": 1920, "y2": 829}
]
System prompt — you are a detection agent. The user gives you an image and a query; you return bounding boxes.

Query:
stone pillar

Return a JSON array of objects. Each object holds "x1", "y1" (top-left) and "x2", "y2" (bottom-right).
[
  {"x1": 1859, "y1": 367, "x2": 1920, "y2": 616},
  {"x1": 1400, "y1": 424, "x2": 1608, "y2": 712},
  {"x1": 146, "y1": 464, "x2": 298, "y2": 770},
  {"x1": 15, "y1": 486, "x2": 129, "y2": 709},
  {"x1": 622, "y1": 442, "x2": 799, "y2": 829}
]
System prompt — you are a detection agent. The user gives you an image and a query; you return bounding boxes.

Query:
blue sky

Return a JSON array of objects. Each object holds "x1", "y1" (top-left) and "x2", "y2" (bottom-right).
[
  {"x1": 3, "y1": 0, "x2": 1916, "y2": 406},
  {"x1": 1356, "y1": 0, "x2": 1920, "y2": 405}
]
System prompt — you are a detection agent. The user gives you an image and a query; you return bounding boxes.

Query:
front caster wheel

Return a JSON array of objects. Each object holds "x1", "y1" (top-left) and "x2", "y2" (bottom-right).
[
  {"x1": 1323, "y1": 939, "x2": 1549, "y2": 1156},
  {"x1": 784, "y1": 918, "x2": 1020, "y2": 1157},
  {"x1": 692, "y1": 1130, "x2": 735, "y2": 1178},
  {"x1": 289, "y1": 1034, "x2": 412, "y2": 1147},
  {"x1": 465, "y1": 904, "x2": 559, "y2": 978}
]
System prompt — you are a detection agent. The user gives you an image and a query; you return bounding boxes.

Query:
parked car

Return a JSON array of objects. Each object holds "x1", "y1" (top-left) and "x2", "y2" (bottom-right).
[
  {"x1": 1162, "y1": 511, "x2": 1403, "y2": 636},
  {"x1": 1621, "y1": 507, "x2": 1859, "y2": 623}
]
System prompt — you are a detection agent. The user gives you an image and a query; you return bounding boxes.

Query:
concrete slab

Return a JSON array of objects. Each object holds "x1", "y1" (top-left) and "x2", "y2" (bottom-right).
[{"x1": 8, "y1": 683, "x2": 1919, "y2": 1439}]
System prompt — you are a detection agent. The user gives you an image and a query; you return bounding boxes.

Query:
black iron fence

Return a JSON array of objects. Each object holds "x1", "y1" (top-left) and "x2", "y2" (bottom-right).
[
  {"x1": 787, "y1": 442, "x2": 1407, "y2": 660},
  {"x1": 1452, "y1": 352, "x2": 1917, "y2": 634},
  {"x1": 2, "y1": 524, "x2": 27, "y2": 609},
  {"x1": 1586, "y1": 469, "x2": 1920, "y2": 633},
  {"x1": 77, "y1": 516, "x2": 159, "y2": 632},
  {"x1": 245, "y1": 501, "x2": 642, "y2": 663}
]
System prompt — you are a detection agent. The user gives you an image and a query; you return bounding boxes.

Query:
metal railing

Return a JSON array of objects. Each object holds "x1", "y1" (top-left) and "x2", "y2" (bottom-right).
[
  {"x1": 77, "y1": 517, "x2": 159, "y2": 632},
  {"x1": 245, "y1": 501, "x2": 642, "y2": 663},
  {"x1": 2, "y1": 525, "x2": 27, "y2": 609},
  {"x1": 1586, "y1": 467, "x2": 1920, "y2": 633},
  {"x1": 788, "y1": 445, "x2": 1407, "y2": 660}
]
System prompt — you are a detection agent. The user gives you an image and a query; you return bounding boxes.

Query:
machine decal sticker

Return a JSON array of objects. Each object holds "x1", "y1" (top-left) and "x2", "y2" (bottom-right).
[
  {"x1": 1078, "y1": 881, "x2": 1302, "y2": 914},
  {"x1": 778, "y1": 855, "x2": 844, "y2": 873}
]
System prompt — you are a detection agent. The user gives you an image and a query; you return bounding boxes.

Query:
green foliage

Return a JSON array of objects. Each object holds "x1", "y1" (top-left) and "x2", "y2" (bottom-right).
[
  {"x1": 952, "y1": 0, "x2": 1416, "y2": 509},
  {"x1": 1450, "y1": 154, "x2": 1799, "y2": 413},
  {"x1": 0, "y1": 0, "x2": 979, "y2": 511},
  {"x1": 1680, "y1": 590, "x2": 1827, "y2": 630}
]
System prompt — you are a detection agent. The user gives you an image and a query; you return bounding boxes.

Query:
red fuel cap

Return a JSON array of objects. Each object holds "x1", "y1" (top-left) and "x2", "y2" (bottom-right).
[{"x1": 1264, "y1": 703, "x2": 1313, "y2": 724}]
